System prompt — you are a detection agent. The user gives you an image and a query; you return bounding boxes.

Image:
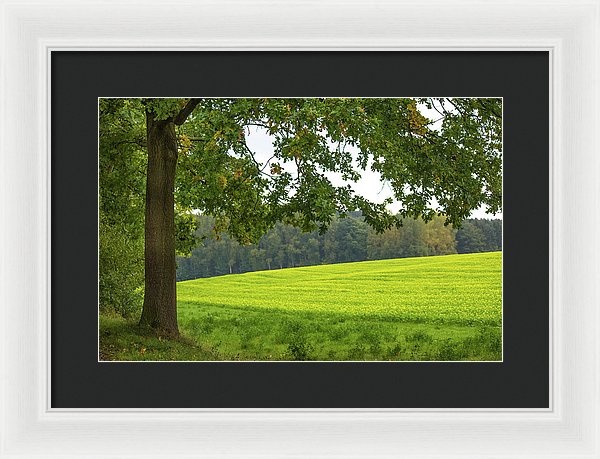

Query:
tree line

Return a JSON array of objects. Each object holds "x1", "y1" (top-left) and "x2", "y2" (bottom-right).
[{"x1": 176, "y1": 213, "x2": 502, "y2": 281}]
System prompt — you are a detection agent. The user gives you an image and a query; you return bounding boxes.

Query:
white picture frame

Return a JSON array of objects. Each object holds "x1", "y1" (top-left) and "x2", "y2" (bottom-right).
[{"x1": 1, "y1": 0, "x2": 598, "y2": 457}]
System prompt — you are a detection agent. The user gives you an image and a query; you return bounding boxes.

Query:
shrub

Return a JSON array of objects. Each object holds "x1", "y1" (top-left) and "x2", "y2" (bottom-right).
[
  {"x1": 287, "y1": 335, "x2": 313, "y2": 360},
  {"x1": 99, "y1": 219, "x2": 144, "y2": 318},
  {"x1": 281, "y1": 320, "x2": 314, "y2": 360}
]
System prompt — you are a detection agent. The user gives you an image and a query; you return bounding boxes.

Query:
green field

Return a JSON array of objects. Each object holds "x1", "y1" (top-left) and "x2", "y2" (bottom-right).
[{"x1": 100, "y1": 252, "x2": 502, "y2": 361}]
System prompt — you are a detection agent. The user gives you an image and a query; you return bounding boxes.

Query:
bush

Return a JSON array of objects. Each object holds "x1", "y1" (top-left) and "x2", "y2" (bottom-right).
[
  {"x1": 287, "y1": 335, "x2": 313, "y2": 360},
  {"x1": 281, "y1": 320, "x2": 314, "y2": 360},
  {"x1": 99, "y1": 219, "x2": 144, "y2": 318}
]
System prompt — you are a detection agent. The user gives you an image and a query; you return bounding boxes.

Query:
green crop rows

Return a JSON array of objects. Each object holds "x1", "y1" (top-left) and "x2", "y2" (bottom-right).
[
  {"x1": 178, "y1": 252, "x2": 501, "y2": 327},
  {"x1": 161, "y1": 252, "x2": 502, "y2": 361}
]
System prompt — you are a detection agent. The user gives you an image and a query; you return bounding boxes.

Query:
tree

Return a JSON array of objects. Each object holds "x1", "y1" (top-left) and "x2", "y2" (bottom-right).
[
  {"x1": 137, "y1": 99, "x2": 202, "y2": 336},
  {"x1": 456, "y1": 221, "x2": 487, "y2": 253},
  {"x1": 422, "y1": 215, "x2": 457, "y2": 255},
  {"x1": 476, "y1": 218, "x2": 502, "y2": 251},
  {"x1": 98, "y1": 100, "x2": 146, "y2": 317},
  {"x1": 100, "y1": 97, "x2": 502, "y2": 337},
  {"x1": 323, "y1": 217, "x2": 368, "y2": 263}
]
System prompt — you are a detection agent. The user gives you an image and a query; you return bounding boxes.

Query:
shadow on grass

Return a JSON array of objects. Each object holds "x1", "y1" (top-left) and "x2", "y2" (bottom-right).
[
  {"x1": 99, "y1": 314, "x2": 220, "y2": 361},
  {"x1": 100, "y1": 310, "x2": 502, "y2": 362}
]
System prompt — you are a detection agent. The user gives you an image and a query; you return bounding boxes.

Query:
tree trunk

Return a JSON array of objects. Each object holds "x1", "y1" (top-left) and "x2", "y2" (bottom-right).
[{"x1": 139, "y1": 112, "x2": 179, "y2": 337}]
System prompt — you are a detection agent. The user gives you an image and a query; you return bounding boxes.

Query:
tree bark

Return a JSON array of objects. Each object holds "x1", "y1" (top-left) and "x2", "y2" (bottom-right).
[{"x1": 139, "y1": 111, "x2": 179, "y2": 337}]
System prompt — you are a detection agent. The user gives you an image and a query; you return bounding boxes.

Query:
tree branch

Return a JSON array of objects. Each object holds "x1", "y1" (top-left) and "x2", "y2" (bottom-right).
[
  {"x1": 174, "y1": 98, "x2": 201, "y2": 125},
  {"x1": 240, "y1": 141, "x2": 274, "y2": 178},
  {"x1": 476, "y1": 99, "x2": 502, "y2": 120},
  {"x1": 445, "y1": 98, "x2": 467, "y2": 119}
]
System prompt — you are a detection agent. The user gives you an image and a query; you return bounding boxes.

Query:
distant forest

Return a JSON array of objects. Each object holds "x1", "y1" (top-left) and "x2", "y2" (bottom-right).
[{"x1": 176, "y1": 213, "x2": 502, "y2": 281}]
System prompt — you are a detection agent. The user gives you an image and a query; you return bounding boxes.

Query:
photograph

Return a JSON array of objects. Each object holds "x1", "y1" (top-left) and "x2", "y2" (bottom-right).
[{"x1": 98, "y1": 97, "x2": 503, "y2": 362}]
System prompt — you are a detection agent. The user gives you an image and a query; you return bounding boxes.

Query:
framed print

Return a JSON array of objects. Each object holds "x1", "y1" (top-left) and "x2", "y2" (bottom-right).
[
  {"x1": 1, "y1": 0, "x2": 599, "y2": 458},
  {"x1": 53, "y1": 51, "x2": 544, "y2": 409}
]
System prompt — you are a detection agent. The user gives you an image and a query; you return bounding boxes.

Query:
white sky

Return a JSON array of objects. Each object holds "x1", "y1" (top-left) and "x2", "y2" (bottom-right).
[{"x1": 244, "y1": 105, "x2": 502, "y2": 220}]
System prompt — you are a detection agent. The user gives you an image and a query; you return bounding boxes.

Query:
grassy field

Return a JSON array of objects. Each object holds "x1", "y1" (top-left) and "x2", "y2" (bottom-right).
[{"x1": 100, "y1": 252, "x2": 502, "y2": 361}]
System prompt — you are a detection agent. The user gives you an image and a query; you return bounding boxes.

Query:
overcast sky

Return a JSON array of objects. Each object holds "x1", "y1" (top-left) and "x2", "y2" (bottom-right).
[{"x1": 244, "y1": 105, "x2": 502, "y2": 220}]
